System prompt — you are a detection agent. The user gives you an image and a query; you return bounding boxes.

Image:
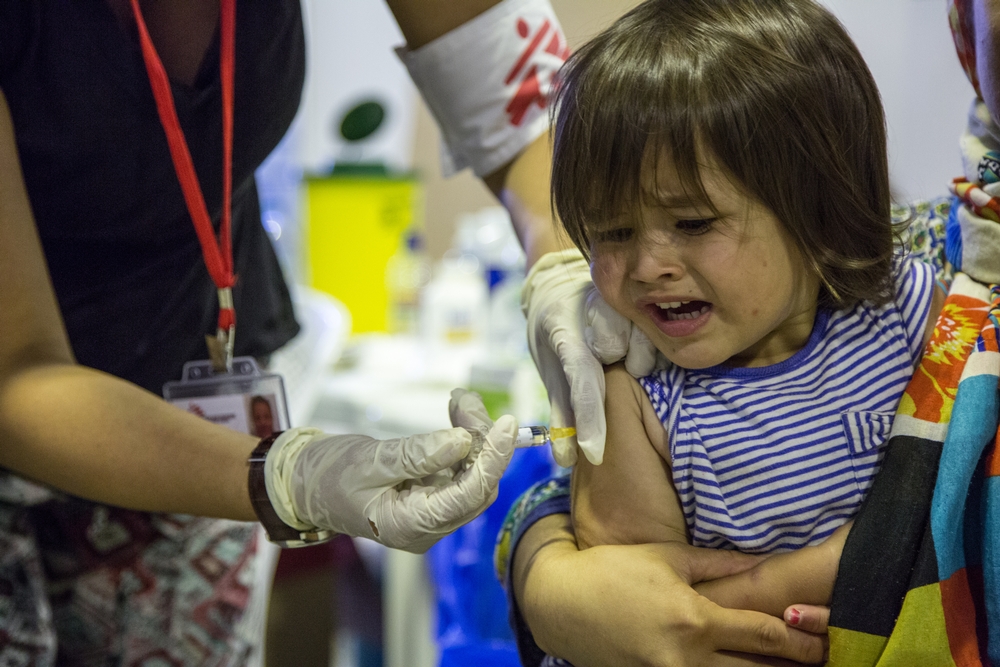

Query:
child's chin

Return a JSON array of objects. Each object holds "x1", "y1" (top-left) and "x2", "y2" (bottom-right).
[{"x1": 657, "y1": 346, "x2": 729, "y2": 371}]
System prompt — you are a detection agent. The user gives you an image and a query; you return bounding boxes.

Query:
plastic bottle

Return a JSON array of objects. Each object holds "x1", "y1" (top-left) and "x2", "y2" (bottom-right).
[
  {"x1": 385, "y1": 229, "x2": 431, "y2": 335},
  {"x1": 420, "y1": 253, "x2": 488, "y2": 347},
  {"x1": 452, "y1": 208, "x2": 527, "y2": 359}
]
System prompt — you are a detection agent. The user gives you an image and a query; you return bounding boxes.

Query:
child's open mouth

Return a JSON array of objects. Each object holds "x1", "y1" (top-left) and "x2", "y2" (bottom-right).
[
  {"x1": 645, "y1": 300, "x2": 713, "y2": 337},
  {"x1": 656, "y1": 300, "x2": 711, "y2": 321}
]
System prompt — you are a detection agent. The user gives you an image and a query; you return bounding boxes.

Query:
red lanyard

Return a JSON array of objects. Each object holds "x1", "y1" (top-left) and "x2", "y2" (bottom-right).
[{"x1": 130, "y1": 0, "x2": 237, "y2": 370}]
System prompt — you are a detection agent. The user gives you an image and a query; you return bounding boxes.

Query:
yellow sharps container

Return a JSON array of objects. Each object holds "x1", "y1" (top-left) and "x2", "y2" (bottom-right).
[{"x1": 304, "y1": 173, "x2": 422, "y2": 334}]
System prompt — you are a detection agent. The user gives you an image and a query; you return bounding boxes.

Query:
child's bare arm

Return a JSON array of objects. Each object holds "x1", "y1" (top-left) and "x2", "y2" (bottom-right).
[
  {"x1": 694, "y1": 521, "x2": 851, "y2": 617},
  {"x1": 571, "y1": 363, "x2": 689, "y2": 549},
  {"x1": 573, "y1": 363, "x2": 847, "y2": 617}
]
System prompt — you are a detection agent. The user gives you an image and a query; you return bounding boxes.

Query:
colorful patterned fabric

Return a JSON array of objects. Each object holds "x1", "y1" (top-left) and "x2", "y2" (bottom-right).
[
  {"x1": 827, "y1": 274, "x2": 1000, "y2": 666},
  {"x1": 894, "y1": 199, "x2": 951, "y2": 284},
  {"x1": 829, "y1": 102, "x2": 1000, "y2": 664},
  {"x1": 0, "y1": 495, "x2": 261, "y2": 666}
]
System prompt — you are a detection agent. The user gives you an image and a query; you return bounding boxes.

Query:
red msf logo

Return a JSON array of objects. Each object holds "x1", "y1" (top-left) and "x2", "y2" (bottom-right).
[{"x1": 505, "y1": 17, "x2": 571, "y2": 127}]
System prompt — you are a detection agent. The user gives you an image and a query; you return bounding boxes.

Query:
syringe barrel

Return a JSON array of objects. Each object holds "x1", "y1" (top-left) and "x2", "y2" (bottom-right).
[{"x1": 514, "y1": 425, "x2": 549, "y2": 448}]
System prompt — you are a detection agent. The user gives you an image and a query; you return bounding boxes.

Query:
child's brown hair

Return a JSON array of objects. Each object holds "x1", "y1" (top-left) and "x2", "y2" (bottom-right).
[{"x1": 551, "y1": 0, "x2": 896, "y2": 308}]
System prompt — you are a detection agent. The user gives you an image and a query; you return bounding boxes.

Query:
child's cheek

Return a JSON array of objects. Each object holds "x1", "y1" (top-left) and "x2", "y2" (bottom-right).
[{"x1": 589, "y1": 252, "x2": 623, "y2": 297}]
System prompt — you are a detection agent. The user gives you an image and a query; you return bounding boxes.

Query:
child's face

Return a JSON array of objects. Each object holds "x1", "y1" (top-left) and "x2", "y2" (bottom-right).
[{"x1": 589, "y1": 151, "x2": 821, "y2": 369}]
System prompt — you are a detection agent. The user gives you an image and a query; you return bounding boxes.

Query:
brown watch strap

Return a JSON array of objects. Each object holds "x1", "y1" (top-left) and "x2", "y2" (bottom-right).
[{"x1": 248, "y1": 432, "x2": 334, "y2": 548}]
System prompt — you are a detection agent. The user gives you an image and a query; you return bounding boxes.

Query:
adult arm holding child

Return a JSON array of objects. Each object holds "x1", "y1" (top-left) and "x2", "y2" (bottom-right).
[{"x1": 512, "y1": 510, "x2": 830, "y2": 666}]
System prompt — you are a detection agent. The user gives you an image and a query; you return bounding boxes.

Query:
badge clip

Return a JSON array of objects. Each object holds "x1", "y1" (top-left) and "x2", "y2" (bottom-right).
[{"x1": 206, "y1": 287, "x2": 236, "y2": 373}]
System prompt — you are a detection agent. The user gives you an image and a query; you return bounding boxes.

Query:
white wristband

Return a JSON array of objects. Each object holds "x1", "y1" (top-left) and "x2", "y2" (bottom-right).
[
  {"x1": 263, "y1": 426, "x2": 323, "y2": 531},
  {"x1": 397, "y1": 0, "x2": 570, "y2": 177}
]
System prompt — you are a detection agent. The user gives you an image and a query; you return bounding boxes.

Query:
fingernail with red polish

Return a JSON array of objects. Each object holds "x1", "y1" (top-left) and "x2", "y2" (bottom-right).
[{"x1": 786, "y1": 608, "x2": 801, "y2": 626}]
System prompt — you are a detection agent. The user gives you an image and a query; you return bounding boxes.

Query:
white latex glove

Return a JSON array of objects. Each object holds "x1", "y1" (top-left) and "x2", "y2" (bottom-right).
[
  {"x1": 449, "y1": 387, "x2": 497, "y2": 467},
  {"x1": 522, "y1": 249, "x2": 657, "y2": 466},
  {"x1": 264, "y1": 399, "x2": 517, "y2": 554}
]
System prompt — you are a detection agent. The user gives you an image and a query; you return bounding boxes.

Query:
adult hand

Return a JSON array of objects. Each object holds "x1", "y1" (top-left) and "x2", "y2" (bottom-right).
[
  {"x1": 517, "y1": 517, "x2": 827, "y2": 667},
  {"x1": 448, "y1": 387, "x2": 496, "y2": 464},
  {"x1": 264, "y1": 392, "x2": 517, "y2": 553},
  {"x1": 521, "y1": 249, "x2": 657, "y2": 466}
]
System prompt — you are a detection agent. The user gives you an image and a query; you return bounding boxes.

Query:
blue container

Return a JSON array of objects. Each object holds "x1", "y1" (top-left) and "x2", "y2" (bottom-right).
[{"x1": 428, "y1": 446, "x2": 554, "y2": 667}]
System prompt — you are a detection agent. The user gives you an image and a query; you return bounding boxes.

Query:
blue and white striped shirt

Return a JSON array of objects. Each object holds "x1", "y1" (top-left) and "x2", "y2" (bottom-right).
[{"x1": 639, "y1": 255, "x2": 935, "y2": 554}]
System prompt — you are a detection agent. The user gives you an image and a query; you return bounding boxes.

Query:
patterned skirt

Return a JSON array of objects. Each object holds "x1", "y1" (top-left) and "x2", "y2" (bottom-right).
[{"x1": 0, "y1": 474, "x2": 261, "y2": 667}]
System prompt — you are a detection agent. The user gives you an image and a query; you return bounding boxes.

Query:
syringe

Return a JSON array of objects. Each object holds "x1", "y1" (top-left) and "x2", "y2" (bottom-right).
[
  {"x1": 514, "y1": 425, "x2": 576, "y2": 448},
  {"x1": 462, "y1": 425, "x2": 576, "y2": 462}
]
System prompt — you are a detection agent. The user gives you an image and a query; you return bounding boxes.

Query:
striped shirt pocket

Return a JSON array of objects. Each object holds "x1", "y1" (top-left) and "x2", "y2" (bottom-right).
[{"x1": 841, "y1": 410, "x2": 894, "y2": 456}]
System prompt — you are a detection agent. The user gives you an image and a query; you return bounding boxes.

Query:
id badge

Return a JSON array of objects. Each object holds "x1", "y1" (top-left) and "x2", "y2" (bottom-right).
[{"x1": 163, "y1": 357, "x2": 291, "y2": 438}]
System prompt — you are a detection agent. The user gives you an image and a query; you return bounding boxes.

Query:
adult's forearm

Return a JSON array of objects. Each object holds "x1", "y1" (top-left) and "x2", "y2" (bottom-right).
[
  {"x1": 486, "y1": 133, "x2": 573, "y2": 268},
  {"x1": 512, "y1": 513, "x2": 579, "y2": 655},
  {"x1": 385, "y1": 0, "x2": 503, "y2": 49},
  {"x1": 0, "y1": 363, "x2": 257, "y2": 521},
  {"x1": 0, "y1": 87, "x2": 258, "y2": 524},
  {"x1": 511, "y1": 512, "x2": 829, "y2": 666}
]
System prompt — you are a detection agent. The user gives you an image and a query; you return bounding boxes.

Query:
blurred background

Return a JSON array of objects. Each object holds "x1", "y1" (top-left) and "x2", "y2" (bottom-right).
[{"x1": 251, "y1": 1, "x2": 975, "y2": 666}]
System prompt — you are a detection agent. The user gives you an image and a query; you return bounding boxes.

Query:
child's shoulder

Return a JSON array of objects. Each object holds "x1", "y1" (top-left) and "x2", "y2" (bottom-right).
[
  {"x1": 604, "y1": 362, "x2": 670, "y2": 458},
  {"x1": 604, "y1": 362, "x2": 647, "y2": 411}
]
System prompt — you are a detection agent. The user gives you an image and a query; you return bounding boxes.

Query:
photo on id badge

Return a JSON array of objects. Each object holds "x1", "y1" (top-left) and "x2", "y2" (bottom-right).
[{"x1": 163, "y1": 357, "x2": 291, "y2": 437}]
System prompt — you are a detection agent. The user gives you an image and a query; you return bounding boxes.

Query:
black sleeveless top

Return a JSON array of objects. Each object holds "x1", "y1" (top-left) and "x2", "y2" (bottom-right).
[{"x1": 0, "y1": 0, "x2": 304, "y2": 394}]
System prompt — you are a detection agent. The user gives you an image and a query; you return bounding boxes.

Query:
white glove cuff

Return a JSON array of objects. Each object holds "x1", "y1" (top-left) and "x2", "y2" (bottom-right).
[
  {"x1": 263, "y1": 427, "x2": 323, "y2": 531},
  {"x1": 520, "y1": 248, "x2": 589, "y2": 317},
  {"x1": 396, "y1": 0, "x2": 569, "y2": 177}
]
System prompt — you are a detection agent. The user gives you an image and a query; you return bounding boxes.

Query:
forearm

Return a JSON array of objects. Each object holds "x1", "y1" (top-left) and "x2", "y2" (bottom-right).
[
  {"x1": 0, "y1": 363, "x2": 257, "y2": 521},
  {"x1": 695, "y1": 525, "x2": 849, "y2": 617},
  {"x1": 510, "y1": 511, "x2": 829, "y2": 666},
  {"x1": 385, "y1": 0, "x2": 503, "y2": 48},
  {"x1": 512, "y1": 513, "x2": 578, "y2": 654},
  {"x1": 485, "y1": 133, "x2": 573, "y2": 268},
  {"x1": 0, "y1": 87, "x2": 254, "y2": 522}
]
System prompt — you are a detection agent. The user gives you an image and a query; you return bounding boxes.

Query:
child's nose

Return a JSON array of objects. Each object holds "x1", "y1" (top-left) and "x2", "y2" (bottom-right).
[{"x1": 629, "y1": 237, "x2": 684, "y2": 283}]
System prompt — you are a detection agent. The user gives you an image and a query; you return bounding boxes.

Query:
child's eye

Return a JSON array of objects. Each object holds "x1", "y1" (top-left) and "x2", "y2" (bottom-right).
[
  {"x1": 592, "y1": 227, "x2": 634, "y2": 244},
  {"x1": 675, "y1": 218, "x2": 715, "y2": 235}
]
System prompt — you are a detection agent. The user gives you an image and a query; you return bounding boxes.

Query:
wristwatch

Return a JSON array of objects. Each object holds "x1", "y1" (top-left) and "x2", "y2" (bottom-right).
[{"x1": 247, "y1": 432, "x2": 334, "y2": 548}]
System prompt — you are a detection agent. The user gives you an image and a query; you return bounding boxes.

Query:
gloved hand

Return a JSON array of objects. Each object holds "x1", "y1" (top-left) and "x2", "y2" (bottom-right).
[
  {"x1": 521, "y1": 248, "x2": 657, "y2": 466},
  {"x1": 264, "y1": 392, "x2": 517, "y2": 553},
  {"x1": 448, "y1": 387, "x2": 495, "y2": 466}
]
